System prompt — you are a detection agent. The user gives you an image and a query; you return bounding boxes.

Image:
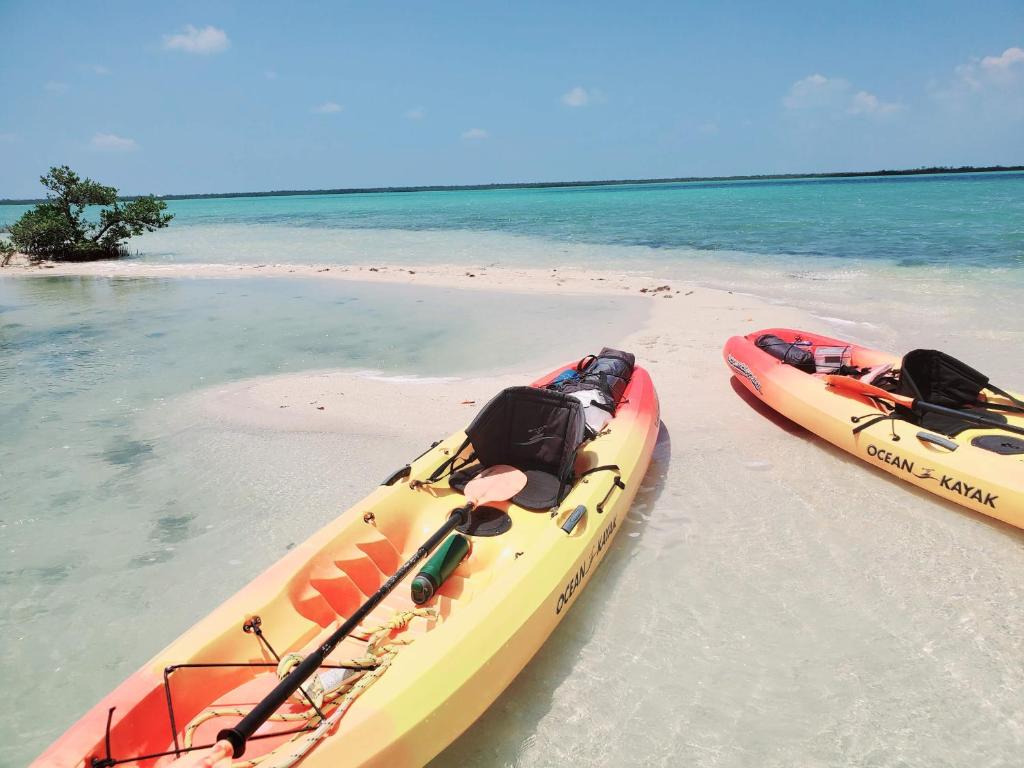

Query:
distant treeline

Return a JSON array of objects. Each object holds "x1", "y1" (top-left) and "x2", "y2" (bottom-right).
[{"x1": 2, "y1": 165, "x2": 1022, "y2": 205}]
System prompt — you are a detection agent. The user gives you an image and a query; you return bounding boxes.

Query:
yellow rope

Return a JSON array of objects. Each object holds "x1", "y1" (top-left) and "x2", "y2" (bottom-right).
[{"x1": 181, "y1": 607, "x2": 435, "y2": 768}]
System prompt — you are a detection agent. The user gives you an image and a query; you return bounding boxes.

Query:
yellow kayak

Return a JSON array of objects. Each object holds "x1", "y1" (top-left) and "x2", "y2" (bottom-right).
[
  {"x1": 724, "y1": 328, "x2": 1024, "y2": 529},
  {"x1": 35, "y1": 353, "x2": 659, "y2": 767}
]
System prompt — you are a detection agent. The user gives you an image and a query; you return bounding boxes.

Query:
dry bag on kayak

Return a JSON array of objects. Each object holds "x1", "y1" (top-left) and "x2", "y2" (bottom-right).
[
  {"x1": 552, "y1": 348, "x2": 634, "y2": 403},
  {"x1": 548, "y1": 347, "x2": 635, "y2": 433},
  {"x1": 576, "y1": 347, "x2": 635, "y2": 405},
  {"x1": 755, "y1": 334, "x2": 816, "y2": 374}
]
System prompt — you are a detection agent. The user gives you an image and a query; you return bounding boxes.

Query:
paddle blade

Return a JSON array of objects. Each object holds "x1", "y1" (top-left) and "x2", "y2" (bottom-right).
[
  {"x1": 464, "y1": 465, "x2": 527, "y2": 506},
  {"x1": 824, "y1": 374, "x2": 914, "y2": 407}
]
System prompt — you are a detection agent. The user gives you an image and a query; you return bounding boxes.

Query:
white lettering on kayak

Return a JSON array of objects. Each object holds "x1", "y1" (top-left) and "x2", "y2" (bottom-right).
[{"x1": 727, "y1": 354, "x2": 762, "y2": 394}]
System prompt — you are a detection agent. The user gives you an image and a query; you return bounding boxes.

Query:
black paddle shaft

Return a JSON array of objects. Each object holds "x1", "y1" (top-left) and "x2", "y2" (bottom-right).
[
  {"x1": 916, "y1": 401, "x2": 1024, "y2": 438},
  {"x1": 218, "y1": 503, "x2": 472, "y2": 758}
]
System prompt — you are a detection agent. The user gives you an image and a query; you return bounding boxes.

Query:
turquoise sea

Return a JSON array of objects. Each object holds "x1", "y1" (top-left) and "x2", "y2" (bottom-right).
[
  {"x1": 2, "y1": 172, "x2": 1023, "y2": 766},
  {"x1": 3, "y1": 172, "x2": 1023, "y2": 268}
]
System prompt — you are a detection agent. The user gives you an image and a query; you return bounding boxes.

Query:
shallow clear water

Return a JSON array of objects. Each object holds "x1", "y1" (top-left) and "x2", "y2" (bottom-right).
[{"x1": 0, "y1": 276, "x2": 642, "y2": 766}]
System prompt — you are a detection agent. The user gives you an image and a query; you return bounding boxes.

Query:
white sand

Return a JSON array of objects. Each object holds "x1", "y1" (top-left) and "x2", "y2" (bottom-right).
[{"x1": 3, "y1": 256, "x2": 665, "y2": 297}]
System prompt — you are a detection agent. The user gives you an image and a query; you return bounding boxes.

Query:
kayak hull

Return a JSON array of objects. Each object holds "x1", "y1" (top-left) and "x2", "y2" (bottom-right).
[
  {"x1": 724, "y1": 329, "x2": 1024, "y2": 529},
  {"x1": 34, "y1": 362, "x2": 660, "y2": 768}
]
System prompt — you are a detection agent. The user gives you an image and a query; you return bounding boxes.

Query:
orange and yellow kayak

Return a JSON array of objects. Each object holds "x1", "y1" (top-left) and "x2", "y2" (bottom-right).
[
  {"x1": 35, "y1": 359, "x2": 659, "y2": 768},
  {"x1": 724, "y1": 328, "x2": 1024, "y2": 529}
]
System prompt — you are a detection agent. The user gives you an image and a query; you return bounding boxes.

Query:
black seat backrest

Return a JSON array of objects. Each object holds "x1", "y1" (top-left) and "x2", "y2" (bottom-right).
[
  {"x1": 897, "y1": 349, "x2": 988, "y2": 408},
  {"x1": 465, "y1": 386, "x2": 586, "y2": 509}
]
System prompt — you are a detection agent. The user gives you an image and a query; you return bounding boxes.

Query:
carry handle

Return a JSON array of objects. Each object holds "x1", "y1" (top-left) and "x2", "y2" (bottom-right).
[
  {"x1": 596, "y1": 474, "x2": 625, "y2": 513},
  {"x1": 916, "y1": 431, "x2": 959, "y2": 452},
  {"x1": 577, "y1": 464, "x2": 624, "y2": 514}
]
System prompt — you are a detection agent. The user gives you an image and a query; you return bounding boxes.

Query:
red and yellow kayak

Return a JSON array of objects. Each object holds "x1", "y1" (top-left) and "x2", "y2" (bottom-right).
[
  {"x1": 724, "y1": 329, "x2": 1024, "y2": 529},
  {"x1": 35, "y1": 359, "x2": 659, "y2": 768}
]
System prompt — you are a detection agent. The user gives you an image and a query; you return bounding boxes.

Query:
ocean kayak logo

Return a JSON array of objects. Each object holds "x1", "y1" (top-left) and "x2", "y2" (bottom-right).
[
  {"x1": 727, "y1": 354, "x2": 762, "y2": 394},
  {"x1": 515, "y1": 425, "x2": 559, "y2": 447},
  {"x1": 555, "y1": 516, "x2": 617, "y2": 615},
  {"x1": 866, "y1": 444, "x2": 998, "y2": 508}
]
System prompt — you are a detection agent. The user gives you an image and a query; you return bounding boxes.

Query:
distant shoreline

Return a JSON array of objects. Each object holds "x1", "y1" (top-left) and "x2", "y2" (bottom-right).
[{"x1": 1, "y1": 165, "x2": 1021, "y2": 206}]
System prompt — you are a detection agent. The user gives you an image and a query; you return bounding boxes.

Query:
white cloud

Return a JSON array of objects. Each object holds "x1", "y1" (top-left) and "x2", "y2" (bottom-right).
[
  {"x1": 561, "y1": 86, "x2": 606, "y2": 108},
  {"x1": 461, "y1": 128, "x2": 489, "y2": 140},
  {"x1": 44, "y1": 80, "x2": 69, "y2": 93},
  {"x1": 562, "y1": 86, "x2": 589, "y2": 107},
  {"x1": 90, "y1": 133, "x2": 138, "y2": 152},
  {"x1": 848, "y1": 90, "x2": 903, "y2": 115},
  {"x1": 265, "y1": 70, "x2": 278, "y2": 80},
  {"x1": 931, "y1": 46, "x2": 1024, "y2": 109},
  {"x1": 784, "y1": 73, "x2": 902, "y2": 116},
  {"x1": 0, "y1": 132, "x2": 18, "y2": 143},
  {"x1": 698, "y1": 120, "x2": 719, "y2": 135},
  {"x1": 981, "y1": 46, "x2": 1024, "y2": 72},
  {"x1": 163, "y1": 25, "x2": 230, "y2": 55},
  {"x1": 313, "y1": 101, "x2": 343, "y2": 114},
  {"x1": 783, "y1": 74, "x2": 849, "y2": 109},
  {"x1": 93, "y1": 65, "x2": 110, "y2": 75},
  {"x1": 405, "y1": 106, "x2": 425, "y2": 120}
]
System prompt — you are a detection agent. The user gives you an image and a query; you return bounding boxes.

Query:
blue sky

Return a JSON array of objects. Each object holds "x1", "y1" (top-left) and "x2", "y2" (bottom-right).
[{"x1": 0, "y1": 0, "x2": 1022, "y2": 197}]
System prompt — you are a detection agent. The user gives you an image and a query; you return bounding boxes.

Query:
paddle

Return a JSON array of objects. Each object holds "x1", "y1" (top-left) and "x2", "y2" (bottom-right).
[
  {"x1": 824, "y1": 375, "x2": 1024, "y2": 438},
  {"x1": 216, "y1": 464, "x2": 526, "y2": 759}
]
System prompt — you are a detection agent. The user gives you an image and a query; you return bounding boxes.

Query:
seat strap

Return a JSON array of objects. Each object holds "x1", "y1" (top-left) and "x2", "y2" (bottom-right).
[
  {"x1": 986, "y1": 384, "x2": 1024, "y2": 412},
  {"x1": 427, "y1": 437, "x2": 472, "y2": 483},
  {"x1": 578, "y1": 464, "x2": 621, "y2": 479}
]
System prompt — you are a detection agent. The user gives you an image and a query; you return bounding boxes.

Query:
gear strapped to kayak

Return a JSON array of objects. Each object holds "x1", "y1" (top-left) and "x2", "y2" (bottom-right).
[
  {"x1": 547, "y1": 347, "x2": 636, "y2": 434},
  {"x1": 745, "y1": 334, "x2": 1023, "y2": 439}
]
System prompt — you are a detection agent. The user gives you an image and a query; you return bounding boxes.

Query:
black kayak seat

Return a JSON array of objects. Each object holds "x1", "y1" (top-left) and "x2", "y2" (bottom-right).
[
  {"x1": 462, "y1": 386, "x2": 587, "y2": 510},
  {"x1": 895, "y1": 349, "x2": 1023, "y2": 435},
  {"x1": 896, "y1": 349, "x2": 990, "y2": 408}
]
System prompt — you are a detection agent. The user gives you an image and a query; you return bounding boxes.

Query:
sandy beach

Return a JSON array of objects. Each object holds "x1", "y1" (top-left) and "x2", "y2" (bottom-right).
[
  {"x1": 3, "y1": 254, "x2": 680, "y2": 298},
  {"x1": 5, "y1": 256, "x2": 1020, "y2": 765}
]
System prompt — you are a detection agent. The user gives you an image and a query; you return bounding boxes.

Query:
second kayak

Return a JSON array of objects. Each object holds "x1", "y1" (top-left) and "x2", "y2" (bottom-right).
[{"x1": 724, "y1": 328, "x2": 1024, "y2": 529}]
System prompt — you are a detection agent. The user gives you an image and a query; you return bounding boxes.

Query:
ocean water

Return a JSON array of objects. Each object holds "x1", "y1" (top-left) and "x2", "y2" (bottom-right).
[{"x1": 3, "y1": 172, "x2": 1023, "y2": 269}]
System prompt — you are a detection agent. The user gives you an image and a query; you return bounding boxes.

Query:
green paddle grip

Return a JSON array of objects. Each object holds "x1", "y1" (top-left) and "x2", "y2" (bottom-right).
[{"x1": 411, "y1": 533, "x2": 470, "y2": 605}]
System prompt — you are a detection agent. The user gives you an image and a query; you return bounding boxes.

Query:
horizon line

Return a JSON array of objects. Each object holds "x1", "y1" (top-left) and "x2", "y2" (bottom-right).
[{"x1": 1, "y1": 164, "x2": 1022, "y2": 206}]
